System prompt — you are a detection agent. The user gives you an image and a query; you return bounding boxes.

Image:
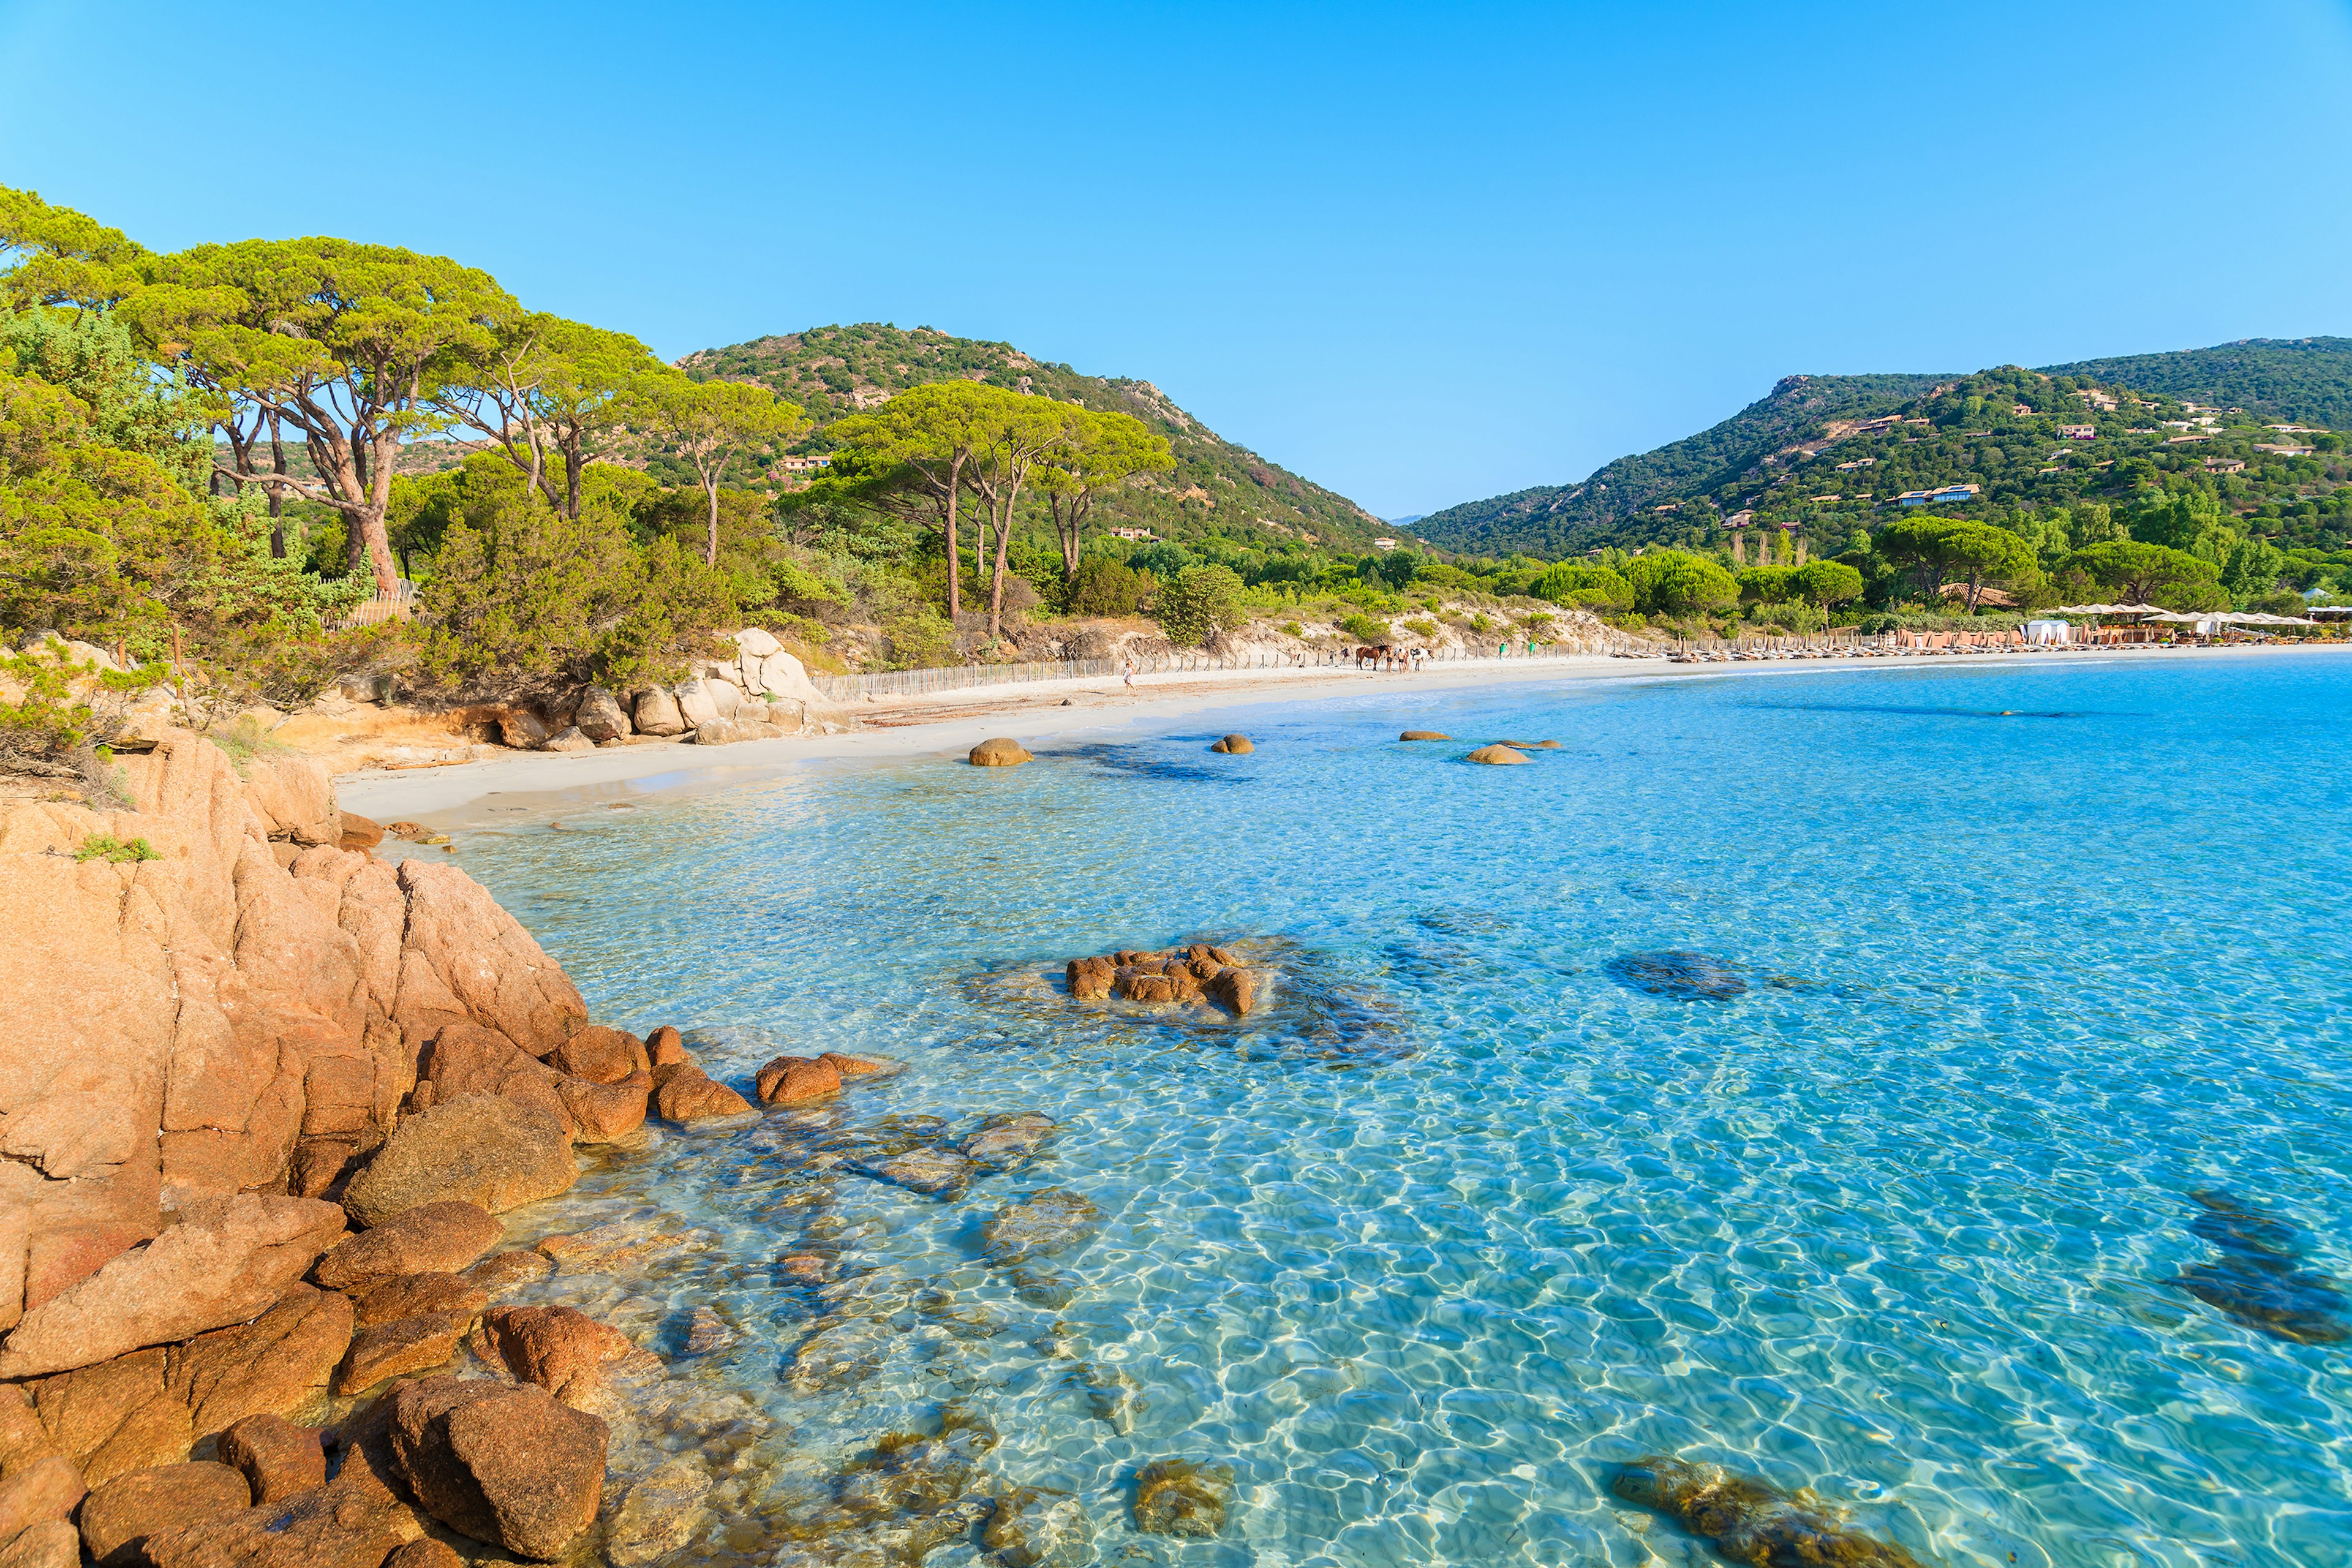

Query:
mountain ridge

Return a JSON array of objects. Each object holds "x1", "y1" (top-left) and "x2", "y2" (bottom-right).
[{"x1": 1416, "y1": 337, "x2": 2352, "y2": 559}]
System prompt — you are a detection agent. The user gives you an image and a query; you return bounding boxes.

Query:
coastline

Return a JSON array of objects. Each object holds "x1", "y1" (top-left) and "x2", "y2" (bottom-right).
[{"x1": 336, "y1": 643, "x2": 2343, "y2": 829}]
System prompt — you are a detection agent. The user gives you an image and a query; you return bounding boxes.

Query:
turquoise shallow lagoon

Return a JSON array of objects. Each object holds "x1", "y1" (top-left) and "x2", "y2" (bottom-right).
[{"x1": 455, "y1": 654, "x2": 2352, "y2": 1568}]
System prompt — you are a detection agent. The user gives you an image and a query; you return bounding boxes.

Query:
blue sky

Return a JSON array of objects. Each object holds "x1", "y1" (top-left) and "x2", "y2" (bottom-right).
[{"x1": 5, "y1": 1, "x2": 2350, "y2": 519}]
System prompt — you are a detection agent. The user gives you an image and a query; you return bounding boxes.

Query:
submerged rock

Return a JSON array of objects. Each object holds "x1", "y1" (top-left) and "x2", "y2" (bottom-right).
[
  {"x1": 1208, "y1": 734, "x2": 1253, "y2": 754},
  {"x1": 1465, "y1": 744, "x2": 1528, "y2": 764},
  {"x1": 959, "y1": 1113, "x2": 1058, "y2": 1167},
  {"x1": 850, "y1": 1148, "x2": 976, "y2": 1199},
  {"x1": 1493, "y1": 738, "x2": 1562, "y2": 749},
  {"x1": 985, "y1": 1486, "x2": 1093, "y2": 1568},
  {"x1": 1399, "y1": 730, "x2": 1450, "y2": 741},
  {"x1": 1605, "y1": 949, "x2": 1747, "y2": 1001},
  {"x1": 1133, "y1": 1459, "x2": 1233, "y2": 1537},
  {"x1": 1610, "y1": 1455, "x2": 1926, "y2": 1568},
  {"x1": 604, "y1": 1459, "x2": 712, "y2": 1566},
  {"x1": 2168, "y1": 1189, "x2": 2351, "y2": 1344},
  {"x1": 983, "y1": 1189, "x2": 1101, "y2": 1268}
]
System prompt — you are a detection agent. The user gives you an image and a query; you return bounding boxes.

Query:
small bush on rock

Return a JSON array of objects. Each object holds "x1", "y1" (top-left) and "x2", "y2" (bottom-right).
[{"x1": 74, "y1": 832, "x2": 159, "y2": 863}]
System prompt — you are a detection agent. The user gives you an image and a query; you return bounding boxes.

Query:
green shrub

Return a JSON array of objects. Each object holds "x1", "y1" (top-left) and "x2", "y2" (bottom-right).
[
  {"x1": 1403, "y1": 617, "x2": 1438, "y2": 636},
  {"x1": 1066, "y1": 558, "x2": 1155, "y2": 617},
  {"x1": 1280, "y1": 621, "x2": 1303, "y2": 637},
  {"x1": 1624, "y1": 551, "x2": 1740, "y2": 616},
  {"x1": 413, "y1": 483, "x2": 735, "y2": 695},
  {"x1": 1155, "y1": 565, "x2": 1247, "y2": 648},
  {"x1": 74, "y1": 832, "x2": 159, "y2": 864},
  {"x1": 1338, "y1": 612, "x2": 1388, "y2": 643},
  {"x1": 1531, "y1": 561, "x2": 1634, "y2": 612}
]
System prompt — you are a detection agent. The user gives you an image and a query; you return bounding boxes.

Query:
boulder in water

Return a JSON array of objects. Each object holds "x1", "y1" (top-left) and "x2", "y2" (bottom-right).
[
  {"x1": 1208, "y1": 734, "x2": 1253, "y2": 754},
  {"x1": 1605, "y1": 950, "x2": 1746, "y2": 1001},
  {"x1": 969, "y1": 737, "x2": 1033, "y2": 767},
  {"x1": 960, "y1": 1114, "x2": 1057, "y2": 1166},
  {"x1": 388, "y1": 1376, "x2": 606, "y2": 1559},
  {"x1": 1610, "y1": 1455, "x2": 1926, "y2": 1568},
  {"x1": 1464, "y1": 745, "x2": 1527, "y2": 765},
  {"x1": 1399, "y1": 730, "x2": 1450, "y2": 741}
]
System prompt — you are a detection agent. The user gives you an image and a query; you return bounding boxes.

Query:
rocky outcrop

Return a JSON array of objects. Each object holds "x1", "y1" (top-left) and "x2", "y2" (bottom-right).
[
  {"x1": 0, "y1": 1198, "x2": 344, "y2": 1379},
  {"x1": 649, "y1": 1053, "x2": 755, "y2": 1125},
  {"x1": 1065, "y1": 945, "x2": 1259, "y2": 1016},
  {"x1": 0, "y1": 728, "x2": 651, "y2": 1408},
  {"x1": 968, "y1": 737, "x2": 1032, "y2": 767},
  {"x1": 342, "y1": 1098, "x2": 576, "y2": 1227},
  {"x1": 312, "y1": 1202, "x2": 502, "y2": 1293},
  {"x1": 78, "y1": 1462, "x2": 252, "y2": 1566}
]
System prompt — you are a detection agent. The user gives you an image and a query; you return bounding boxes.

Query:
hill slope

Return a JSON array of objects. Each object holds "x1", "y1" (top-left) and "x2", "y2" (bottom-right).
[
  {"x1": 1412, "y1": 372, "x2": 1950, "y2": 557},
  {"x1": 678, "y1": 323, "x2": 1387, "y2": 551},
  {"x1": 2039, "y1": 337, "x2": 2352, "y2": 429},
  {"x1": 1419, "y1": 336, "x2": 2352, "y2": 559}
]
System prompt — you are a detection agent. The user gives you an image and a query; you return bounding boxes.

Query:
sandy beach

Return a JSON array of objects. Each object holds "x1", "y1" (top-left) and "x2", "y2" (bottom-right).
[{"x1": 333, "y1": 642, "x2": 2326, "y2": 829}]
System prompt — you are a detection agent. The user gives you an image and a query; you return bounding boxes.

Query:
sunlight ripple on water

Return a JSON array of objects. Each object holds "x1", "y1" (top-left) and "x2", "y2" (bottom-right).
[{"x1": 448, "y1": 655, "x2": 2352, "y2": 1568}]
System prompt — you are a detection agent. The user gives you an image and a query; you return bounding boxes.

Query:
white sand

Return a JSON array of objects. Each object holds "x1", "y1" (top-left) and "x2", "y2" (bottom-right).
[{"x1": 334, "y1": 644, "x2": 2328, "y2": 829}]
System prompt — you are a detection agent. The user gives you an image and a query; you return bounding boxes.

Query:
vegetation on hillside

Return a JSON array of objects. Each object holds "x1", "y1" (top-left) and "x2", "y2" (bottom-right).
[
  {"x1": 2041, "y1": 337, "x2": 2352, "y2": 431},
  {"x1": 679, "y1": 323, "x2": 1390, "y2": 552}
]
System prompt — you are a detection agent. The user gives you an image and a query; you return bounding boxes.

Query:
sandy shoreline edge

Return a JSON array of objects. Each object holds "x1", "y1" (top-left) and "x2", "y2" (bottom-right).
[{"x1": 337, "y1": 644, "x2": 2342, "y2": 828}]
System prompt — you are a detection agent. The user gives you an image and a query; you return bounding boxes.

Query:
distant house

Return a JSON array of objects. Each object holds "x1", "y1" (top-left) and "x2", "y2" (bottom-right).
[
  {"x1": 1895, "y1": 483, "x2": 1980, "y2": 507},
  {"x1": 1809, "y1": 494, "x2": 1841, "y2": 503},
  {"x1": 777, "y1": 454, "x2": 831, "y2": 473},
  {"x1": 2058, "y1": 424, "x2": 2095, "y2": 440},
  {"x1": 2011, "y1": 403, "x2": 2034, "y2": 417},
  {"x1": 1835, "y1": 458, "x2": 1876, "y2": 471},
  {"x1": 2268, "y1": 423, "x2": 2317, "y2": 434},
  {"x1": 1372, "y1": 537, "x2": 1400, "y2": 551},
  {"x1": 2255, "y1": 443, "x2": 2317, "y2": 457},
  {"x1": 1725, "y1": 510, "x2": 1755, "y2": 527},
  {"x1": 2204, "y1": 456, "x2": 2247, "y2": 473},
  {"x1": 1110, "y1": 527, "x2": 1156, "y2": 542},
  {"x1": 2165, "y1": 433, "x2": 2212, "y2": 445}
]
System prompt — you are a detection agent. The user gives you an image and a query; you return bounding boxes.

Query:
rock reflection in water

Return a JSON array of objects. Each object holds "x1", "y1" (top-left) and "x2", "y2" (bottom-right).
[
  {"x1": 1611, "y1": 1455, "x2": 1926, "y2": 1568},
  {"x1": 1605, "y1": 949, "x2": 1748, "y2": 1001},
  {"x1": 2168, "y1": 1189, "x2": 2351, "y2": 1345}
]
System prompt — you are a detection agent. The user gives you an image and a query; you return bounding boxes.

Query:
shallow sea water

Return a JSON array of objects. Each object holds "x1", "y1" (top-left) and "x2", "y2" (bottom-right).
[{"x1": 450, "y1": 654, "x2": 2352, "y2": 1568}]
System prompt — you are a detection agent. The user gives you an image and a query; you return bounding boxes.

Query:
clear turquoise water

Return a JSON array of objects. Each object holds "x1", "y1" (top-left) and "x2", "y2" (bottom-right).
[{"x1": 450, "y1": 654, "x2": 2352, "y2": 1568}]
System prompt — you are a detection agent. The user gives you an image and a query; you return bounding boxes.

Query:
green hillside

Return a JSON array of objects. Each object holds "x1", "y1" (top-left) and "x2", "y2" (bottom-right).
[
  {"x1": 1412, "y1": 372, "x2": 1950, "y2": 557},
  {"x1": 1419, "y1": 338, "x2": 2352, "y2": 560},
  {"x1": 677, "y1": 323, "x2": 1388, "y2": 551},
  {"x1": 2041, "y1": 337, "x2": 2352, "y2": 429}
]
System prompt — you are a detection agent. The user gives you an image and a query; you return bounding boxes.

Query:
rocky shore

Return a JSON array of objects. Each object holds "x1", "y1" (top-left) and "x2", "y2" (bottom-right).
[{"x1": 0, "y1": 728, "x2": 1256, "y2": 1567}]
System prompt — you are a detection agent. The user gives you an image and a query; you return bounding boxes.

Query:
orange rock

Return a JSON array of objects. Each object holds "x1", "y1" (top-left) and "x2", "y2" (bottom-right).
[
  {"x1": 473, "y1": 1305, "x2": 633, "y2": 1406},
  {"x1": 755, "y1": 1056, "x2": 841, "y2": 1107},
  {"x1": 312, "y1": 1202, "x2": 502, "y2": 1294},
  {"x1": 334, "y1": 1311, "x2": 470, "y2": 1395},
  {"x1": 550, "y1": 1025, "x2": 648, "y2": 1084},
  {"x1": 1207, "y1": 967, "x2": 1257, "y2": 1016},
  {"x1": 651, "y1": 1065, "x2": 754, "y2": 1124},
  {"x1": 646, "y1": 1026, "x2": 689, "y2": 1067},
  {"x1": 218, "y1": 1412, "x2": 326, "y2": 1504},
  {"x1": 556, "y1": 1071, "x2": 650, "y2": 1143},
  {"x1": 337, "y1": 813, "x2": 384, "y2": 852},
  {"x1": 352, "y1": 1273, "x2": 489, "y2": 1330}
]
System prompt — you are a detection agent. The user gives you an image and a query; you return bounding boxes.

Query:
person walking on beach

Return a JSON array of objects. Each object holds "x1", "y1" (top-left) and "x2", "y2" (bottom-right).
[{"x1": 1123, "y1": 657, "x2": 1136, "y2": 688}]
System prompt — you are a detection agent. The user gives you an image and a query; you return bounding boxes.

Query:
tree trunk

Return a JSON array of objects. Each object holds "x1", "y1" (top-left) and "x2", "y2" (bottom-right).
[
  {"x1": 267, "y1": 412, "x2": 287, "y2": 559},
  {"x1": 943, "y1": 484, "x2": 962, "y2": 622},
  {"x1": 705, "y1": 473, "x2": 721, "y2": 567}
]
